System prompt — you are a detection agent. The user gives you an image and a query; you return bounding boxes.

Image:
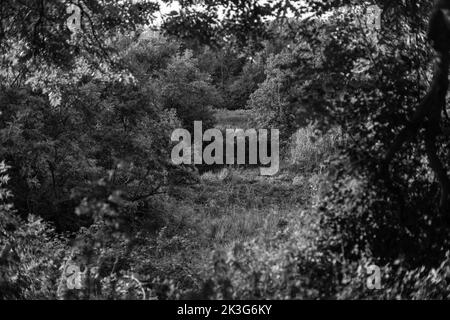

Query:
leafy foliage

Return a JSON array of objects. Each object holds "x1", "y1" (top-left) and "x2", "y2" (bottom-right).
[{"x1": 2, "y1": 0, "x2": 450, "y2": 301}]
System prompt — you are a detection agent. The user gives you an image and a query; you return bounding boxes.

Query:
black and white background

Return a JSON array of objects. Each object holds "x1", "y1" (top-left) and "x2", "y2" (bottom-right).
[{"x1": 1, "y1": 0, "x2": 450, "y2": 303}]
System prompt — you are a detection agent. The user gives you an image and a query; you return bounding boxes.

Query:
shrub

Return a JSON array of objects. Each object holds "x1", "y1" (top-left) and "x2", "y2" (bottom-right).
[
  {"x1": 159, "y1": 50, "x2": 220, "y2": 130},
  {"x1": 288, "y1": 125, "x2": 344, "y2": 173},
  {"x1": 0, "y1": 161, "x2": 67, "y2": 299}
]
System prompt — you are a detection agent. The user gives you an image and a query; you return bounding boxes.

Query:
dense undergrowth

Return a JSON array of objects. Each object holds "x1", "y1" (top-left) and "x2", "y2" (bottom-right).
[{"x1": 2, "y1": 118, "x2": 450, "y2": 300}]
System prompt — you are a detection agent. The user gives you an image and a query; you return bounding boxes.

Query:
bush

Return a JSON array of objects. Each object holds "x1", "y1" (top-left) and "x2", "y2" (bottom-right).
[
  {"x1": 159, "y1": 50, "x2": 220, "y2": 130},
  {"x1": 288, "y1": 125, "x2": 344, "y2": 173},
  {"x1": 0, "y1": 162, "x2": 67, "y2": 299}
]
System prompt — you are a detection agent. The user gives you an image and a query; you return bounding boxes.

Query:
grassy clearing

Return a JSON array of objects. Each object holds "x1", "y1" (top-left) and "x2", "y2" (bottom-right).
[
  {"x1": 133, "y1": 110, "x2": 338, "y2": 296},
  {"x1": 141, "y1": 168, "x2": 316, "y2": 294},
  {"x1": 214, "y1": 108, "x2": 254, "y2": 130}
]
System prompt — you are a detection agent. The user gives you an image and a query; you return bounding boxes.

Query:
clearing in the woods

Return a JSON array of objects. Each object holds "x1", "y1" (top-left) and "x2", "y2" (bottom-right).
[{"x1": 139, "y1": 109, "x2": 320, "y2": 291}]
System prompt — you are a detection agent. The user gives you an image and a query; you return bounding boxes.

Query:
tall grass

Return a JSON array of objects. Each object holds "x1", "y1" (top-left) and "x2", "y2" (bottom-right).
[
  {"x1": 214, "y1": 108, "x2": 253, "y2": 130},
  {"x1": 288, "y1": 124, "x2": 344, "y2": 173}
]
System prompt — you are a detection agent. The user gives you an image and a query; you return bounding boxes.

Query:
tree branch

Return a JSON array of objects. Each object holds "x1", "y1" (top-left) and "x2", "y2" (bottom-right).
[
  {"x1": 380, "y1": 9, "x2": 450, "y2": 213},
  {"x1": 425, "y1": 122, "x2": 450, "y2": 212}
]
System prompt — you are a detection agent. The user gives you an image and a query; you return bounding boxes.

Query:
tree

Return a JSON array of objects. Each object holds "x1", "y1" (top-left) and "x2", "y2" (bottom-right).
[
  {"x1": 382, "y1": 0, "x2": 450, "y2": 213},
  {"x1": 0, "y1": 0, "x2": 158, "y2": 68}
]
